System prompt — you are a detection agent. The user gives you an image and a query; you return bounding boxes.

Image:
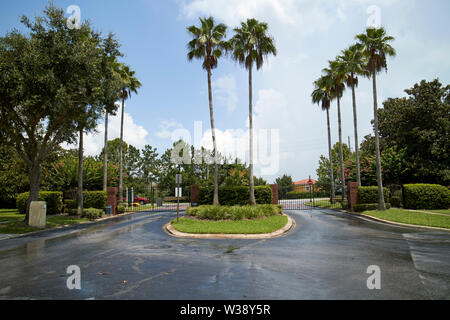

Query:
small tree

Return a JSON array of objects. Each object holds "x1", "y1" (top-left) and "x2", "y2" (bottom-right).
[{"x1": 0, "y1": 5, "x2": 121, "y2": 223}]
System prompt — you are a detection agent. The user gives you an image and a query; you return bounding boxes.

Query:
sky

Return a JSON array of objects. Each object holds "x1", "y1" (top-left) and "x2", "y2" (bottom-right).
[{"x1": 1, "y1": 0, "x2": 449, "y2": 183}]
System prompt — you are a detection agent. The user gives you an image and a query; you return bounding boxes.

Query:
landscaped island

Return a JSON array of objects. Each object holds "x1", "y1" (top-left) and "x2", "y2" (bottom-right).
[{"x1": 170, "y1": 205, "x2": 289, "y2": 235}]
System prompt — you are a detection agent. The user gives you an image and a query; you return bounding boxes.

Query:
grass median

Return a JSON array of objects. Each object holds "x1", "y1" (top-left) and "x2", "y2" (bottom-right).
[
  {"x1": 363, "y1": 208, "x2": 450, "y2": 229},
  {"x1": 170, "y1": 204, "x2": 289, "y2": 235}
]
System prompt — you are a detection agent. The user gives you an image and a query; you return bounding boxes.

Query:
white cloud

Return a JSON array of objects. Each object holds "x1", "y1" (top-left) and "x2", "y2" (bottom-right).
[
  {"x1": 212, "y1": 75, "x2": 238, "y2": 112},
  {"x1": 62, "y1": 110, "x2": 150, "y2": 156}
]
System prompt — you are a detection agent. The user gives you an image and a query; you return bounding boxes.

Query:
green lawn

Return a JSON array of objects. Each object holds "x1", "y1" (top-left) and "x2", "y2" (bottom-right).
[
  {"x1": 426, "y1": 209, "x2": 450, "y2": 215},
  {"x1": 0, "y1": 209, "x2": 89, "y2": 234},
  {"x1": 363, "y1": 209, "x2": 450, "y2": 229},
  {"x1": 171, "y1": 215, "x2": 288, "y2": 235}
]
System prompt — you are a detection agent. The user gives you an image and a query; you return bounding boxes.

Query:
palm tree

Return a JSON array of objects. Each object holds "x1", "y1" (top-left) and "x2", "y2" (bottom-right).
[
  {"x1": 356, "y1": 27, "x2": 396, "y2": 211},
  {"x1": 187, "y1": 17, "x2": 228, "y2": 206},
  {"x1": 229, "y1": 18, "x2": 277, "y2": 205},
  {"x1": 312, "y1": 75, "x2": 336, "y2": 203},
  {"x1": 117, "y1": 63, "x2": 142, "y2": 205},
  {"x1": 338, "y1": 44, "x2": 369, "y2": 187},
  {"x1": 323, "y1": 59, "x2": 347, "y2": 201}
]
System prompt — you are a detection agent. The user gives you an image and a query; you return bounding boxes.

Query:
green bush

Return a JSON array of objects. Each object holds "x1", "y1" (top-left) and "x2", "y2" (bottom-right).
[
  {"x1": 354, "y1": 203, "x2": 392, "y2": 213},
  {"x1": 83, "y1": 208, "x2": 103, "y2": 221},
  {"x1": 81, "y1": 191, "x2": 107, "y2": 209},
  {"x1": 186, "y1": 204, "x2": 283, "y2": 221},
  {"x1": 358, "y1": 187, "x2": 390, "y2": 204},
  {"x1": 63, "y1": 199, "x2": 76, "y2": 214},
  {"x1": 341, "y1": 200, "x2": 349, "y2": 210},
  {"x1": 117, "y1": 205, "x2": 125, "y2": 214},
  {"x1": 199, "y1": 186, "x2": 272, "y2": 206},
  {"x1": 16, "y1": 191, "x2": 63, "y2": 215},
  {"x1": 403, "y1": 184, "x2": 450, "y2": 210},
  {"x1": 390, "y1": 196, "x2": 403, "y2": 208}
]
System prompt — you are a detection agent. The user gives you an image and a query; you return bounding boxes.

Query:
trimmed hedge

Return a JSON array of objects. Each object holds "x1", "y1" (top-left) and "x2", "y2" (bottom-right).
[
  {"x1": 83, "y1": 208, "x2": 103, "y2": 221},
  {"x1": 186, "y1": 204, "x2": 283, "y2": 221},
  {"x1": 403, "y1": 184, "x2": 450, "y2": 210},
  {"x1": 117, "y1": 206, "x2": 126, "y2": 214},
  {"x1": 199, "y1": 186, "x2": 272, "y2": 206},
  {"x1": 390, "y1": 196, "x2": 402, "y2": 208},
  {"x1": 82, "y1": 191, "x2": 107, "y2": 210},
  {"x1": 16, "y1": 192, "x2": 63, "y2": 215},
  {"x1": 354, "y1": 203, "x2": 392, "y2": 213},
  {"x1": 358, "y1": 187, "x2": 390, "y2": 204}
]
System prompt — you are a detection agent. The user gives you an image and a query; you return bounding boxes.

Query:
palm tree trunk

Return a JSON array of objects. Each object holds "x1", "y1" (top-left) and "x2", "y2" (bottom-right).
[
  {"x1": 103, "y1": 112, "x2": 109, "y2": 192},
  {"x1": 207, "y1": 68, "x2": 219, "y2": 206},
  {"x1": 351, "y1": 76, "x2": 361, "y2": 186},
  {"x1": 372, "y1": 70, "x2": 386, "y2": 211},
  {"x1": 336, "y1": 92, "x2": 346, "y2": 201},
  {"x1": 118, "y1": 97, "x2": 125, "y2": 205},
  {"x1": 248, "y1": 65, "x2": 256, "y2": 205},
  {"x1": 77, "y1": 127, "x2": 84, "y2": 216},
  {"x1": 326, "y1": 108, "x2": 336, "y2": 203}
]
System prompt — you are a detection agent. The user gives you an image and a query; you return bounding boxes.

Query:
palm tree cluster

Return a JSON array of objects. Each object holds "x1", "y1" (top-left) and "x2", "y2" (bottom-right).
[
  {"x1": 187, "y1": 17, "x2": 277, "y2": 206},
  {"x1": 312, "y1": 27, "x2": 395, "y2": 210}
]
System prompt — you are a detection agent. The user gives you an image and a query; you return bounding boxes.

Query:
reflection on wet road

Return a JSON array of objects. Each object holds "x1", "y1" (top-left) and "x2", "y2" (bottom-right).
[{"x1": 0, "y1": 209, "x2": 449, "y2": 300}]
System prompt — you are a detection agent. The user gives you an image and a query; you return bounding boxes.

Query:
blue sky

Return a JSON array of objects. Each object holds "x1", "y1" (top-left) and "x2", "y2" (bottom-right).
[{"x1": 1, "y1": 0, "x2": 449, "y2": 183}]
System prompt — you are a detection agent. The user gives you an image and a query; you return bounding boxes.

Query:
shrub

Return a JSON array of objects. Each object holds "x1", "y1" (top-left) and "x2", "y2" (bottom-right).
[
  {"x1": 199, "y1": 186, "x2": 272, "y2": 206},
  {"x1": 341, "y1": 200, "x2": 349, "y2": 210},
  {"x1": 403, "y1": 184, "x2": 450, "y2": 210},
  {"x1": 358, "y1": 187, "x2": 390, "y2": 204},
  {"x1": 354, "y1": 203, "x2": 392, "y2": 213},
  {"x1": 117, "y1": 205, "x2": 125, "y2": 214},
  {"x1": 82, "y1": 191, "x2": 107, "y2": 210},
  {"x1": 16, "y1": 191, "x2": 63, "y2": 215},
  {"x1": 63, "y1": 199, "x2": 76, "y2": 214},
  {"x1": 83, "y1": 208, "x2": 103, "y2": 221},
  {"x1": 390, "y1": 196, "x2": 403, "y2": 208},
  {"x1": 186, "y1": 204, "x2": 282, "y2": 221}
]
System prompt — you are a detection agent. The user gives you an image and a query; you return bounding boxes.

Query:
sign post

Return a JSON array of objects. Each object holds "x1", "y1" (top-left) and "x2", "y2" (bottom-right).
[{"x1": 175, "y1": 174, "x2": 182, "y2": 223}]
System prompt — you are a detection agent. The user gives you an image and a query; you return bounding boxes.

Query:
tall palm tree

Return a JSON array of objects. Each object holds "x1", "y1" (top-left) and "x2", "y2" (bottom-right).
[
  {"x1": 117, "y1": 64, "x2": 142, "y2": 205},
  {"x1": 323, "y1": 60, "x2": 347, "y2": 201},
  {"x1": 229, "y1": 18, "x2": 277, "y2": 205},
  {"x1": 338, "y1": 44, "x2": 369, "y2": 187},
  {"x1": 187, "y1": 16, "x2": 228, "y2": 206},
  {"x1": 356, "y1": 27, "x2": 396, "y2": 211},
  {"x1": 312, "y1": 75, "x2": 336, "y2": 203}
]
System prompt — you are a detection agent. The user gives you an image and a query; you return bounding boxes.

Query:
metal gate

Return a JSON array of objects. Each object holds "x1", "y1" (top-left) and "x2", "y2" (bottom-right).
[
  {"x1": 278, "y1": 184, "x2": 341, "y2": 210},
  {"x1": 121, "y1": 184, "x2": 191, "y2": 213}
]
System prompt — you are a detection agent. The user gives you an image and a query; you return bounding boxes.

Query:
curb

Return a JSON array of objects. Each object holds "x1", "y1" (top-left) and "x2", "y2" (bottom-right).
[
  {"x1": 358, "y1": 213, "x2": 450, "y2": 232},
  {"x1": 164, "y1": 214, "x2": 295, "y2": 240}
]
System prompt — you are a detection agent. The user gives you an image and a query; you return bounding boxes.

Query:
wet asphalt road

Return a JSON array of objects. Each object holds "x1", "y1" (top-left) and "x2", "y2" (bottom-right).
[{"x1": 0, "y1": 209, "x2": 449, "y2": 300}]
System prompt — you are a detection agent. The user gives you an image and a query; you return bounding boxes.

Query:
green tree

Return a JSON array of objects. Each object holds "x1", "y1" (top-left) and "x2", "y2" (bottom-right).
[
  {"x1": 312, "y1": 75, "x2": 336, "y2": 203},
  {"x1": 187, "y1": 17, "x2": 228, "y2": 205},
  {"x1": 316, "y1": 143, "x2": 351, "y2": 194},
  {"x1": 117, "y1": 64, "x2": 142, "y2": 205},
  {"x1": 378, "y1": 79, "x2": 449, "y2": 184},
  {"x1": 0, "y1": 4, "x2": 118, "y2": 223},
  {"x1": 229, "y1": 18, "x2": 277, "y2": 205},
  {"x1": 338, "y1": 44, "x2": 369, "y2": 186},
  {"x1": 276, "y1": 174, "x2": 294, "y2": 200},
  {"x1": 323, "y1": 59, "x2": 347, "y2": 201},
  {"x1": 356, "y1": 27, "x2": 396, "y2": 210}
]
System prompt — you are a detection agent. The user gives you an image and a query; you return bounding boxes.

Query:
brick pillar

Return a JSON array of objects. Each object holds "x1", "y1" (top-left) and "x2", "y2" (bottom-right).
[
  {"x1": 347, "y1": 182, "x2": 359, "y2": 212},
  {"x1": 190, "y1": 185, "x2": 200, "y2": 207},
  {"x1": 270, "y1": 184, "x2": 279, "y2": 205},
  {"x1": 107, "y1": 187, "x2": 118, "y2": 215}
]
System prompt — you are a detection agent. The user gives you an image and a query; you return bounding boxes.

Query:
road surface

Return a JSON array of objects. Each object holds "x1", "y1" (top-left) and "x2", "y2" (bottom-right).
[{"x1": 0, "y1": 209, "x2": 449, "y2": 300}]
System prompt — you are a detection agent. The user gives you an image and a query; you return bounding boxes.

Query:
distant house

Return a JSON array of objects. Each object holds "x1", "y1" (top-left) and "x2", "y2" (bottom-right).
[{"x1": 293, "y1": 178, "x2": 317, "y2": 193}]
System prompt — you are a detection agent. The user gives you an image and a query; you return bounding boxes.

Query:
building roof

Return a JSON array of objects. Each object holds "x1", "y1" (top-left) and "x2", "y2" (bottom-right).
[{"x1": 293, "y1": 179, "x2": 317, "y2": 185}]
